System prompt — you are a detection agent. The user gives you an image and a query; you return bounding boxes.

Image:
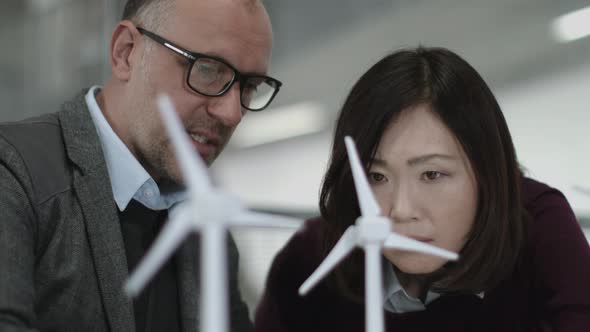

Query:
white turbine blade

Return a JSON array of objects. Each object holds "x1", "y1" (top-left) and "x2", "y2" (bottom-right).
[
  {"x1": 299, "y1": 226, "x2": 358, "y2": 295},
  {"x1": 157, "y1": 94, "x2": 212, "y2": 193},
  {"x1": 201, "y1": 225, "x2": 228, "y2": 332},
  {"x1": 364, "y1": 244, "x2": 384, "y2": 332},
  {"x1": 124, "y1": 207, "x2": 193, "y2": 297},
  {"x1": 229, "y1": 211, "x2": 303, "y2": 229},
  {"x1": 344, "y1": 136, "x2": 381, "y2": 217},
  {"x1": 383, "y1": 233, "x2": 459, "y2": 260}
]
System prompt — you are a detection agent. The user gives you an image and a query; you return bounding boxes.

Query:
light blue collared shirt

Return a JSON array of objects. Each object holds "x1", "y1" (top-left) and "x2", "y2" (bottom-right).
[
  {"x1": 383, "y1": 263, "x2": 441, "y2": 313},
  {"x1": 383, "y1": 263, "x2": 485, "y2": 313},
  {"x1": 85, "y1": 86, "x2": 186, "y2": 211}
]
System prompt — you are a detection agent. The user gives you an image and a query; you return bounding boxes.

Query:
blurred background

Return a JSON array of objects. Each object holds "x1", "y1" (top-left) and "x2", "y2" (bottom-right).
[{"x1": 2, "y1": 0, "x2": 589, "y2": 318}]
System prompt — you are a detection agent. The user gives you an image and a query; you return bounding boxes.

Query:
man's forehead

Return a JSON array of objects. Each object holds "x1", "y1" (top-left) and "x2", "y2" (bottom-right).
[
  {"x1": 167, "y1": 0, "x2": 272, "y2": 73},
  {"x1": 170, "y1": 0, "x2": 267, "y2": 25}
]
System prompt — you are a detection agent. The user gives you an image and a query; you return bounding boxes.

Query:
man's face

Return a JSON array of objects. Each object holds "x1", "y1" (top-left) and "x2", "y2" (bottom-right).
[{"x1": 126, "y1": 0, "x2": 273, "y2": 184}]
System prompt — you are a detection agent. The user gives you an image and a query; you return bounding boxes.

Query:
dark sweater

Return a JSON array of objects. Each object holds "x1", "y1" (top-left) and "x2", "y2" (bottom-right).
[
  {"x1": 118, "y1": 200, "x2": 181, "y2": 332},
  {"x1": 255, "y1": 178, "x2": 590, "y2": 332}
]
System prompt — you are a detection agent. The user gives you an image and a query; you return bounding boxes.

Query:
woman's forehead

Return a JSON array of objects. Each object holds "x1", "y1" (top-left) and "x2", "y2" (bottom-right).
[{"x1": 376, "y1": 105, "x2": 463, "y2": 160}]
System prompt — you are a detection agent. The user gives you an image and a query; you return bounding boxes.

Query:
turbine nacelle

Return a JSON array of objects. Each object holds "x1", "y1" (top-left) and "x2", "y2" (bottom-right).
[
  {"x1": 189, "y1": 190, "x2": 243, "y2": 223},
  {"x1": 356, "y1": 216, "x2": 391, "y2": 244}
]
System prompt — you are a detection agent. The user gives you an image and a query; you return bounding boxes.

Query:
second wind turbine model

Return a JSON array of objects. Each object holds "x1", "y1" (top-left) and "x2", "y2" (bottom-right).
[
  {"x1": 298, "y1": 136, "x2": 460, "y2": 332},
  {"x1": 124, "y1": 94, "x2": 303, "y2": 332}
]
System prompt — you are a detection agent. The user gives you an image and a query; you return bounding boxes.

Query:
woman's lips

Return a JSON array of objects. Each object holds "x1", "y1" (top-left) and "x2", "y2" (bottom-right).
[{"x1": 406, "y1": 235, "x2": 434, "y2": 243}]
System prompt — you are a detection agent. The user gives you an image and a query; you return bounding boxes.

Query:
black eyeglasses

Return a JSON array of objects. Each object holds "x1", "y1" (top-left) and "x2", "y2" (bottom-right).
[{"x1": 137, "y1": 27, "x2": 282, "y2": 111}]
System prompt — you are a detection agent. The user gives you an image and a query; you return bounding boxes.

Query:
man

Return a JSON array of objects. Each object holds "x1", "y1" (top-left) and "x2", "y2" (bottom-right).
[{"x1": 0, "y1": 0, "x2": 280, "y2": 331}]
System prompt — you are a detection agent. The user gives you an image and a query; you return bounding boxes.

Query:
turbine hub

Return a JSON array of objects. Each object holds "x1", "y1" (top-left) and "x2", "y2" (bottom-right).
[
  {"x1": 356, "y1": 216, "x2": 391, "y2": 243},
  {"x1": 191, "y1": 190, "x2": 242, "y2": 223}
]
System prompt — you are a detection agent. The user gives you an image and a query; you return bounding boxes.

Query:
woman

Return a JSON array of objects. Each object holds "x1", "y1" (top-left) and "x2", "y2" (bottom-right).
[{"x1": 254, "y1": 47, "x2": 590, "y2": 332}]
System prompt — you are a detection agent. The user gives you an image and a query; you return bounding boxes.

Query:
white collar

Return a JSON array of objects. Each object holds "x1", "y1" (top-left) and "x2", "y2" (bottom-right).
[
  {"x1": 85, "y1": 86, "x2": 186, "y2": 211},
  {"x1": 383, "y1": 263, "x2": 441, "y2": 313},
  {"x1": 382, "y1": 263, "x2": 485, "y2": 313}
]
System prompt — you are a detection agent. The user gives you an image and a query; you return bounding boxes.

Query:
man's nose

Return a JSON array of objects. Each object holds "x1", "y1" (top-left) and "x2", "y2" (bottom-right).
[{"x1": 206, "y1": 84, "x2": 244, "y2": 127}]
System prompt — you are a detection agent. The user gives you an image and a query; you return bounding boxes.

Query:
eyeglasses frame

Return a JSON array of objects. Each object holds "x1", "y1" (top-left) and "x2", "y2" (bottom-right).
[{"x1": 136, "y1": 27, "x2": 282, "y2": 111}]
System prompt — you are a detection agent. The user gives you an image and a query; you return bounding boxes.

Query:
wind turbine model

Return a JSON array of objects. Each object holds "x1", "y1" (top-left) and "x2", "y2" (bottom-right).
[
  {"x1": 298, "y1": 136, "x2": 459, "y2": 332},
  {"x1": 124, "y1": 94, "x2": 303, "y2": 332}
]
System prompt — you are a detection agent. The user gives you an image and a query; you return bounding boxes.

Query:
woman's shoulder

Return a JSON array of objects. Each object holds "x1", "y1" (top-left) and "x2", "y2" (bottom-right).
[
  {"x1": 521, "y1": 177, "x2": 582, "y2": 232},
  {"x1": 522, "y1": 177, "x2": 568, "y2": 212},
  {"x1": 520, "y1": 177, "x2": 589, "y2": 266},
  {"x1": 521, "y1": 176, "x2": 589, "y2": 273},
  {"x1": 518, "y1": 178, "x2": 590, "y2": 330},
  {"x1": 256, "y1": 216, "x2": 354, "y2": 331},
  {"x1": 266, "y1": 217, "x2": 326, "y2": 280}
]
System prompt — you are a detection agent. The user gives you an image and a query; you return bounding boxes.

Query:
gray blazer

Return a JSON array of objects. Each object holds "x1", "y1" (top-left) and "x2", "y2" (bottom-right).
[{"x1": 0, "y1": 92, "x2": 253, "y2": 332}]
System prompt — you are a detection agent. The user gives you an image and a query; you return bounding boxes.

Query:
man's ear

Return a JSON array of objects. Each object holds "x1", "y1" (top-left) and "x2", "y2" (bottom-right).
[{"x1": 109, "y1": 21, "x2": 142, "y2": 82}]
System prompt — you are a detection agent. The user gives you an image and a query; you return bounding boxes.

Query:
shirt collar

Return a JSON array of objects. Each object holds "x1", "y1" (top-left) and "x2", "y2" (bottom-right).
[
  {"x1": 382, "y1": 262, "x2": 484, "y2": 314},
  {"x1": 85, "y1": 86, "x2": 186, "y2": 211},
  {"x1": 383, "y1": 262, "x2": 441, "y2": 313}
]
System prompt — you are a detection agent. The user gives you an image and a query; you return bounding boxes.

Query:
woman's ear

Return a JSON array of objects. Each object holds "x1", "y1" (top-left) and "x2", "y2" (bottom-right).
[{"x1": 109, "y1": 20, "x2": 142, "y2": 82}]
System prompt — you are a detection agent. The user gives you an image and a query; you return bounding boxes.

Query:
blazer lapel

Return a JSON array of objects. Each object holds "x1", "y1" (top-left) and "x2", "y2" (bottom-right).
[{"x1": 58, "y1": 91, "x2": 136, "y2": 332}]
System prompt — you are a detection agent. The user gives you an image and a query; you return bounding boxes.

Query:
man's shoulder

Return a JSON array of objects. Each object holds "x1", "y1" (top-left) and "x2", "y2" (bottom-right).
[
  {"x1": 0, "y1": 112, "x2": 72, "y2": 205},
  {"x1": 0, "y1": 88, "x2": 90, "y2": 153},
  {"x1": 0, "y1": 112, "x2": 61, "y2": 145}
]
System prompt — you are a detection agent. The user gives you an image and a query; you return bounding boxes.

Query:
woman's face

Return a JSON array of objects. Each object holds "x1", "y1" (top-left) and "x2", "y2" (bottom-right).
[{"x1": 369, "y1": 104, "x2": 478, "y2": 274}]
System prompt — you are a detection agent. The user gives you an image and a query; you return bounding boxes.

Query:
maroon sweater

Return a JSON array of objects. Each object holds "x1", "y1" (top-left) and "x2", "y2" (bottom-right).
[{"x1": 255, "y1": 178, "x2": 590, "y2": 332}]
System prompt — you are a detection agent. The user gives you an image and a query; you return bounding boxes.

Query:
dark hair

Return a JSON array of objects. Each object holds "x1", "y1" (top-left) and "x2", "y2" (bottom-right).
[{"x1": 319, "y1": 47, "x2": 528, "y2": 300}]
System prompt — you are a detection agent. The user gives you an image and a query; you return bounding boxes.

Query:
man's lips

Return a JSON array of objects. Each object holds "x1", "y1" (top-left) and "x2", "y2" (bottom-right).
[
  {"x1": 187, "y1": 131, "x2": 220, "y2": 157},
  {"x1": 188, "y1": 131, "x2": 220, "y2": 145}
]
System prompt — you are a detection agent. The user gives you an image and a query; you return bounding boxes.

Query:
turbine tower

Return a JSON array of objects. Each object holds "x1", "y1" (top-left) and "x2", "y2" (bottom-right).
[{"x1": 125, "y1": 94, "x2": 303, "y2": 332}]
